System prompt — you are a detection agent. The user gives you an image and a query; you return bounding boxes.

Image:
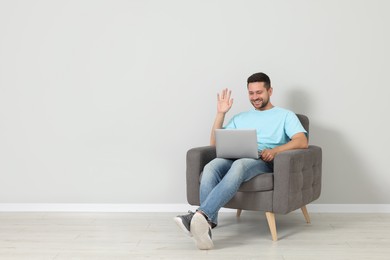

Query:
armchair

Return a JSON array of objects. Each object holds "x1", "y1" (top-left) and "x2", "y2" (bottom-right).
[{"x1": 186, "y1": 114, "x2": 322, "y2": 241}]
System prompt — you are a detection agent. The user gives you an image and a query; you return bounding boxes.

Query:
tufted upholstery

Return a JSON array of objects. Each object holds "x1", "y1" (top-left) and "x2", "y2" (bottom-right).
[{"x1": 186, "y1": 114, "x2": 322, "y2": 240}]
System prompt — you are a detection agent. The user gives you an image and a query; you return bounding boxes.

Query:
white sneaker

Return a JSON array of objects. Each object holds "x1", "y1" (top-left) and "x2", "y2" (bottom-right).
[{"x1": 190, "y1": 213, "x2": 214, "y2": 250}]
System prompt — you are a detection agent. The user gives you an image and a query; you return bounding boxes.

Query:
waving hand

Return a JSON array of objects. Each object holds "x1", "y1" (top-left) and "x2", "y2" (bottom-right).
[{"x1": 217, "y1": 88, "x2": 234, "y2": 114}]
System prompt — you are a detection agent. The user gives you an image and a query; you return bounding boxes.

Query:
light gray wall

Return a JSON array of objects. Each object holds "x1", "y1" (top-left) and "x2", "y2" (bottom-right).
[{"x1": 1, "y1": 0, "x2": 389, "y2": 204}]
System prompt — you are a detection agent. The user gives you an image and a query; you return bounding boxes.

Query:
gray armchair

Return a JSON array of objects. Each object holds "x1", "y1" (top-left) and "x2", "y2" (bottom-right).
[{"x1": 186, "y1": 114, "x2": 322, "y2": 241}]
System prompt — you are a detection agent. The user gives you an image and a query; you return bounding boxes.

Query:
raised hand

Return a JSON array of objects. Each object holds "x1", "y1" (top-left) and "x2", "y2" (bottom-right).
[{"x1": 217, "y1": 88, "x2": 234, "y2": 114}]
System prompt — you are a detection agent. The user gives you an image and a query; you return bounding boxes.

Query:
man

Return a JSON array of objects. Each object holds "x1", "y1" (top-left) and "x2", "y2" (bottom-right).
[{"x1": 174, "y1": 72, "x2": 308, "y2": 250}]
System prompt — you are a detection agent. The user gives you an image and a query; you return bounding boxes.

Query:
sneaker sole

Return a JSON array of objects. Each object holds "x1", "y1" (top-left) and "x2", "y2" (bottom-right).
[
  {"x1": 190, "y1": 213, "x2": 214, "y2": 250},
  {"x1": 173, "y1": 217, "x2": 192, "y2": 237}
]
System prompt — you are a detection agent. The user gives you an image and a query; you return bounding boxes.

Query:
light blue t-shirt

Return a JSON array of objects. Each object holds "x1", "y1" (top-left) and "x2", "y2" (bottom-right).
[{"x1": 224, "y1": 107, "x2": 307, "y2": 151}]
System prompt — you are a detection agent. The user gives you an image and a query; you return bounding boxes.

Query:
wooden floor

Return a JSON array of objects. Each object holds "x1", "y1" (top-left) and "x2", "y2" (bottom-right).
[{"x1": 1, "y1": 211, "x2": 390, "y2": 259}]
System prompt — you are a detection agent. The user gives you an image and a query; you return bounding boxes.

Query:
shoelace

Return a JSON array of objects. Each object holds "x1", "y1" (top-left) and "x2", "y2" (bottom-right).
[{"x1": 184, "y1": 210, "x2": 195, "y2": 222}]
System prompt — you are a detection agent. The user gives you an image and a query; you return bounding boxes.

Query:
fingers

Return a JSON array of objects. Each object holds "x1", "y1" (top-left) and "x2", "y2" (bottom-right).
[
  {"x1": 261, "y1": 154, "x2": 271, "y2": 162},
  {"x1": 218, "y1": 88, "x2": 231, "y2": 101},
  {"x1": 260, "y1": 149, "x2": 275, "y2": 162},
  {"x1": 224, "y1": 88, "x2": 230, "y2": 99},
  {"x1": 217, "y1": 89, "x2": 233, "y2": 113},
  {"x1": 219, "y1": 88, "x2": 227, "y2": 100},
  {"x1": 222, "y1": 88, "x2": 227, "y2": 99}
]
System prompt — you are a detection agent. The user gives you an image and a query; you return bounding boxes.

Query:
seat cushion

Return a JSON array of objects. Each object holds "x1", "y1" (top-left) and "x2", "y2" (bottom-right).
[{"x1": 238, "y1": 172, "x2": 274, "y2": 192}]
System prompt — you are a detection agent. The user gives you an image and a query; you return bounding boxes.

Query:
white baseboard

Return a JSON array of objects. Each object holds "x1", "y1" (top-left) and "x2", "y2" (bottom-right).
[
  {"x1": 0, "y1": 203, "x2": 390, "y2": 213},
  {"x1": 306, "y1": 204, "x2": 390, "y2": 213}
]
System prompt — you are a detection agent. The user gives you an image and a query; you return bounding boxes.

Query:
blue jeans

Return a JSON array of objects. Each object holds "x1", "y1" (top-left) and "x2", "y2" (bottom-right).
[{"x1": 198, "y1": 158, "x2": 273, "y2": 225}]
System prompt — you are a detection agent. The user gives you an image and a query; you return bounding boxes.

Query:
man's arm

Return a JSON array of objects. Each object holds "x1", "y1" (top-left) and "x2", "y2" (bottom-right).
[
  {"x1": 210, "y1": 89, "x2": 233, "y2": 146},
  {"x1": 260, "y1": 132, "x2": 308, "y2": 162},
  {"x1": 210, "y1": 113, "x2": 226, "y2": 146}
]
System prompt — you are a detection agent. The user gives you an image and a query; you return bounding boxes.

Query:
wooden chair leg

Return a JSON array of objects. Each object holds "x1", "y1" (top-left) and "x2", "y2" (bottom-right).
[
  {"x1": 265, "y1": 212, "x2": 278, "y2": 241},
  {"x1": 301, "y1": 205, "x2": 311, "y2": 224},
  {"x1": 236, "y1": 209, "x2": 242, "y2": 217}
]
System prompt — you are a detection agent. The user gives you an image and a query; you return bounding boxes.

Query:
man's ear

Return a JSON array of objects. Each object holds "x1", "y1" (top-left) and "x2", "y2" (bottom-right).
[{"x1": 268, "y1": 87, "x2": 273, "y2": 96}]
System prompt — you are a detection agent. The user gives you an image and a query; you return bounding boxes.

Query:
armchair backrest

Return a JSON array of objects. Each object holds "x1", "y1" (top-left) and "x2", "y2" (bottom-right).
[{"x1": 296, "y1": 114, "x2": 309, "y2": 138}]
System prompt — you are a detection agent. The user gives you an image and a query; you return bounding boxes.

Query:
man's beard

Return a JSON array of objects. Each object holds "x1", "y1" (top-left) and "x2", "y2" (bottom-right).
[{"x1": 252, "y1": 98, "x2": 269, "y2": 109}]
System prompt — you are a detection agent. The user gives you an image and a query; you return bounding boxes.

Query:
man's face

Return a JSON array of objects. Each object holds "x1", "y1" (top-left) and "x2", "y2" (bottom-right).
[{"x1": 247, "y1": 82, "x2": 273, "y2": 110}]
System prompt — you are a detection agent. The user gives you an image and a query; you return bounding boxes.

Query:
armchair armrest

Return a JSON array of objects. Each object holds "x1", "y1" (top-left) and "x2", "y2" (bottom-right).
[
  {"x1": 273, "y1": 145, "x2": 322, "y2": 214},
  {"x1": 186, "y1": 146, "x2": 216, "y2": 205}
]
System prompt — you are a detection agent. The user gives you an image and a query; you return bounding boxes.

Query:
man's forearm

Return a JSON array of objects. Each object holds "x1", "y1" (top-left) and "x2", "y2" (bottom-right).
[
  {"x1": 273, "y1": 133, "x2": 308, "y2": 154},
  {"x1": 210, "y1": 113, "x2": 226, "y2": 146}
]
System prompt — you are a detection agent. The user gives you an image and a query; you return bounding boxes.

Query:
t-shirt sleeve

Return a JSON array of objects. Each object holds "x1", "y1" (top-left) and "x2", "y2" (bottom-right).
[
  {"x1": 285, "y1": 112, "x2": 307, "y2": 138},
  {"x1": 223, "y1": 116, "x2": 237, "y2": 129}
]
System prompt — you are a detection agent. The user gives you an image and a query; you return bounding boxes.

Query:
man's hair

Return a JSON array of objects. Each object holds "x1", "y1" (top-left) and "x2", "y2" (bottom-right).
[{"x1": 247, "y1": 72, "x2": 271, "y2": 89}]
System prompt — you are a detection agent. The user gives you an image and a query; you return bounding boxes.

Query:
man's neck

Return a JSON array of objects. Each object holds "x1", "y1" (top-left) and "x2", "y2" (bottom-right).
[{"x1": 256, "y1": 103, "x2": 274, "y2": 111}]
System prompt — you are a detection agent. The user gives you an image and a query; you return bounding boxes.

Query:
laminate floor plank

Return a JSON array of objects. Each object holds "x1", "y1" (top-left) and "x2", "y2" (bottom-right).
[{"x1": 1, "y1": 212, "x2": 389, "y2": 259}]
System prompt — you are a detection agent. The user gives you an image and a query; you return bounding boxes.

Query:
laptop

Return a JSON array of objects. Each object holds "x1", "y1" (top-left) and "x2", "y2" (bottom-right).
[{"x1": 215, "y1": 129, "x2": 259, "y2": 159}]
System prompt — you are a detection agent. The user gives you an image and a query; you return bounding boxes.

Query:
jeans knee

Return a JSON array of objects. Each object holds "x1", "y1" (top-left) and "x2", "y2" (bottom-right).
[
  {"x1": 231, "y1": 159, "x2": 250, "y2": 172},
  {"x1": 200, "y1": 169, "x2": 215, "y2": 185},
  {"x1": 203, "y1": 162, "x2": 214, "y2": 175},
  {"x1": 203, "y1": 159, "x2": 232, "y2": 178}
]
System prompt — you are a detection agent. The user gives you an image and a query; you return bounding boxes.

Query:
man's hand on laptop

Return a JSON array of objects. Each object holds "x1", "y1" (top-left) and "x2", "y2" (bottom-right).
[{"x1": 260, "y1": 149, "x2": 276, "y2": 162}]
